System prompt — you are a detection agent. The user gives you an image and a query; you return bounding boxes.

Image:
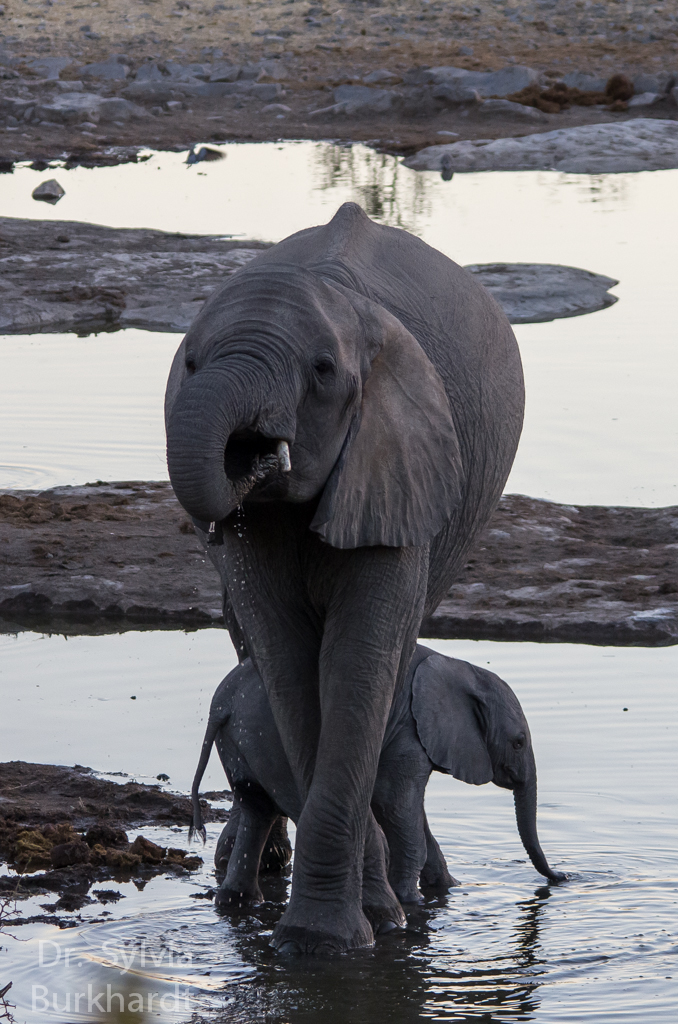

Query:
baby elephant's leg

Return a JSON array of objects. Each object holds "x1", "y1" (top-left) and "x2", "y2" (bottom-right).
[
  {"x1": 420, "y1": 814, "x2": 459, "y2": 890},
  {"x1": 372, "y1": 766, "x2": 429, "y2": 906},
  {"x1": 259, "y1": 815, "x2": 293, "y2": 873},
  {"x1": 215, "y1": 802, "x2": 241, "y2": 875},
  {"x1": 215, "y1": 782, "x2": 279, "y2": 910}
]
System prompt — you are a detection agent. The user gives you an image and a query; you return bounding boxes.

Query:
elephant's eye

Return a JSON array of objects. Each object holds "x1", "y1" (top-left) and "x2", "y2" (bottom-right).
[
  {"x1": 513, "y1": 738, "x2": 524, "y2": 750},
  {"x1": 185, "y1": 357, "x2": 197, "y2": 375},
  {"x1": 313, "y1": 356, "x2": 336, "y2": 379}
]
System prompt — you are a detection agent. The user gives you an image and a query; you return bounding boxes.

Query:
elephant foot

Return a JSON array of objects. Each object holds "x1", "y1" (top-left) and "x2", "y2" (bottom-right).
[
  {"x1": 391, "y1": 884, "x2": 424, "y2": 906},
  {"x1": 214, "y1": 884, "x2": 263, "y2": 912},
  {"x1": 420, "y1": 864, "x2": 460, "y2": 890},
  {"x1": 362, "y1": 871, "x2": 407, "y2": 935},
  {"x1": 271, "y1": 900, "x2": 374, "y2": 954}
]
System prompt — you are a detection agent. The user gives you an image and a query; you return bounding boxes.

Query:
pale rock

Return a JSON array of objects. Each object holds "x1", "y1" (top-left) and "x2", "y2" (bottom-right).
[
  {"x1": 363, "y1": 69, "x2": 401, "y2": 85},
  {"x1": 33, "y1": 92, "x2": 102, "y2": 125},
  {"x1": 478, "y1": 99, "x2": 548, "y2": 121},
  {"x1": 428, "y1": 65, "x2": 539, "y2": 97},
  {"x1": 633, "y1": 72, "x2": 674, "y2": 95},
  {"x1": 80, "y1": 56, "x2": 130, "y2": 81},
  {"x1": 209, "y1": 62, "x2": 241, "y2": 82},
  {"x1": 329, "y1": 84, "x2": 400, "y2": 115},
  {"x1": 134, "y1": 63, "x2": 165, "y2": 83},
  {"x1": 24, "y1": 57, "x2": 73, "y2": 81},
  {"x1": 404, "y1": 120, "x2": 678, "y2": 174},
  {"x1": 627, "y1": 92, "x2": 663, "y2": 108},
  {"x1": 561, "y1": 71, "x2": 607, "y2": 92}
]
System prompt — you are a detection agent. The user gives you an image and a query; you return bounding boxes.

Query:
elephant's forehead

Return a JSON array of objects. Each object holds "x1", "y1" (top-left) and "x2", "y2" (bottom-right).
[{"x1": 186, "y1": 266, "x2": 363, "y2": 362}]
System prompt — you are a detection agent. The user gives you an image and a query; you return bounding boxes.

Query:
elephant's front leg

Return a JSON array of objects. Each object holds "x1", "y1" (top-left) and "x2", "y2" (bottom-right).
[{"x1": 272, "y1": 545, "x2": 428, "y2": 954}]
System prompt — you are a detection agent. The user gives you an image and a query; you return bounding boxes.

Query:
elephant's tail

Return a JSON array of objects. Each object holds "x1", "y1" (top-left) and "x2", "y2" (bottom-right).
[{"x1": 189, "y1": 717, "x2": 224, "y2": 844}]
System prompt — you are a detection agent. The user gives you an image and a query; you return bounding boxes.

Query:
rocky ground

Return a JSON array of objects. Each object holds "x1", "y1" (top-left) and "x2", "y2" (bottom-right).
[
  {"x1": 0, "y1": 216, "x2": 619, "y2": 334},
  {"x1": 0, "y1": 761, "x2": 228, "y2": 926},
  {"x1": 1, "y1": 482, "x2": 676, "y2": 645},
  {"x1": 0, "y1": 1, "x2": 677, "y2": 164}
]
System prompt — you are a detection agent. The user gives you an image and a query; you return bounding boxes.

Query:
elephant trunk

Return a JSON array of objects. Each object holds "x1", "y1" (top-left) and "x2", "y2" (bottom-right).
[
  {"x1": 166, "y1": 363, "x2": 294, "y2": 525},
  {"x1": 513, "y1": 776, "x2": 566, "y2": 882}
]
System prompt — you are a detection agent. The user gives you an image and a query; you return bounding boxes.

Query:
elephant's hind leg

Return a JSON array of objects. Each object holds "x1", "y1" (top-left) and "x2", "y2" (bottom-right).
[
  {"x1": 215, "y1": 783, "x2": 278, "y2": 911},
  {"x1": 420, "y1": 814, "x2": 459, "y2": 891}
]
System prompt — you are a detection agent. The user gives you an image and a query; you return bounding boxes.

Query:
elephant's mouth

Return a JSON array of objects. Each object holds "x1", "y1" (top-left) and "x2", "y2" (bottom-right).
[{"x1": 224, "y1": 431, "x2": 291, "y2": 502}]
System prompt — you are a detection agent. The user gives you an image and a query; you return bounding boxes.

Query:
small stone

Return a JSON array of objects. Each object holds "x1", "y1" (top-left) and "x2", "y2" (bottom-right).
[
  {"x1": 32, "y1": 178, "x2": 65, "y2": 205},
  {"x1": 628, "y1": 91, "x2": 662, "y2": 107},
  {"x1": 262, "y1": 102, "x2": 291, "y2": 114},
  {"x1": 209, "y1": 62, "x2": 241, "y2": 82},
  {"x1": 165, "y1": 100, "x2": 183, "y2": 112},
  {"x1": 363, "y1": 69, "x2": 401, "y2": 85},
  {"x1": 80, "y1": 56, "x2": 129, "y2": 80},
  {"x1": 478, "y1": 98, "x2": 548, "y2": 121}
]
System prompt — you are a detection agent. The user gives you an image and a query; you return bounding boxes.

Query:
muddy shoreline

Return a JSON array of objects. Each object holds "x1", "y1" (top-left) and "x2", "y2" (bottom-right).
[
  {"x1": 1, "y1": 483, "x2": 676, "y2": 646},
  {"x1": 0, "y1": 761, "x2": 228, "y2": 927},
  {"x1": 0, "y1": 217, "x2": 619, "y2": 335}
]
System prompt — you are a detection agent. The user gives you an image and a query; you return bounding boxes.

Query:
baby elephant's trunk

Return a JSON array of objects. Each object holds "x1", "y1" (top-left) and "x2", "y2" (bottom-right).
[
  {"x1": 513, "y1": 778, "x2": 567, "y2": 883},
  {"x1": 189, "y1": 718, "x2": 222, "y2": 843}
]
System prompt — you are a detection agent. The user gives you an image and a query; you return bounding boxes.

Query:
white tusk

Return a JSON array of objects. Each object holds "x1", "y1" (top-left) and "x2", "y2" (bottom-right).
[{"x1": 276, "y1": 440, "x2": 291, "y2": 473}]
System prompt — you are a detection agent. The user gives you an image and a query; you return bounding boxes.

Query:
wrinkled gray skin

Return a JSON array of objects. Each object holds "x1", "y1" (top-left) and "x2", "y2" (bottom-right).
[
  {"x1": 191, "y1": 645, "x2": 565, "y2": 908},
  {"x1": 165, "y1": 202, "x2": 524, "y2": 952}
]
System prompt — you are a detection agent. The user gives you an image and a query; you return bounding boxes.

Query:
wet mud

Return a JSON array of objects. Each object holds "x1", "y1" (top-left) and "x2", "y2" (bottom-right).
[
  {"x1": 1, "y1": 483, "x2": 676, "y2": 645},
  {"x1": 0, "y1": 761, "x2": 228, "y2": 928}
]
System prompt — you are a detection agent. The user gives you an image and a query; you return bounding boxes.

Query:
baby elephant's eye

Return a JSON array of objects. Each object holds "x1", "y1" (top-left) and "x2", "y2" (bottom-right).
[{"x1": 513, "y1": 737, "x2": 524, "y2": 750}]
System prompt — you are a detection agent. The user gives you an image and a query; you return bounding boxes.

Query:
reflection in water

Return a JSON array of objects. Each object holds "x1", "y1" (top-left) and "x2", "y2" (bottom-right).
[
  {"x1": 215, "y1": 878, "x2": 549, "y2": 1024},
  {"x1": 313, "y1": 144, "x2": 431, "y2": 233}
]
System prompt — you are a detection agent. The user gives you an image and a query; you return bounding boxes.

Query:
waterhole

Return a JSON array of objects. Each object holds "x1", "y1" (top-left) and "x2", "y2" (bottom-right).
[{"x1": 1, "y1": 142, "x2": 676, "y2": 1022}]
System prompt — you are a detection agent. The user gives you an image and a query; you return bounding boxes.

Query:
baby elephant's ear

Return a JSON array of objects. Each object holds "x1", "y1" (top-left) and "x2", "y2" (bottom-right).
[
  {"x1": 311, "y1": 301, "x2": 462, "y2": 549},
  {"x1": 412, "y1": 654, "x2": 493, "y2": 785}
]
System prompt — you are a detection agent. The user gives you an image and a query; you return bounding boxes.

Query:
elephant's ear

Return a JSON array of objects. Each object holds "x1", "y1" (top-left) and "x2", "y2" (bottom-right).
[
  {"x1": 310, "y1": 304, "x2": 462, "y2": 548},
  {"x1": 411, "y1": 653, "x2": 493, "y2": 785}
]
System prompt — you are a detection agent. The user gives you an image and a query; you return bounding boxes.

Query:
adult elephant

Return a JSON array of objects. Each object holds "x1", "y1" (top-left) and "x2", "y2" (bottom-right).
[{"x1": 165, "y1": 202, "x2": 524, "y2": 953}]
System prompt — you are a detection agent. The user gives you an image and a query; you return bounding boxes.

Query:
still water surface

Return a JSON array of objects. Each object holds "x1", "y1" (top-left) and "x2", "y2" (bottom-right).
[
  {"x1": 1, "y1": 143, "x2": 677, "y2": 505},
  {"x1": 1, "y1": 631, "x2": 677, "y2": 1022}
]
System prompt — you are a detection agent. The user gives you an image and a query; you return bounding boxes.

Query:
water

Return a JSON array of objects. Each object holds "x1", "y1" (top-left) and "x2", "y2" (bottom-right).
[
  {"x1": 1, "y1": 631, "x2": 677, "y2": 1022},
  {"x1": 1, "y1": 143, "x2": 677, "y2": 1021},
  {"x1": 1, "y1": 144, "x2": 677, "y2": 505}
]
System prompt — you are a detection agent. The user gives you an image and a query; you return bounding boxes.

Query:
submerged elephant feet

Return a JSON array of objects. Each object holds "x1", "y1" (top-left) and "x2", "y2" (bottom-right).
[{"x1": 271, "y1": 899, "x2": 375, "y2": 954}]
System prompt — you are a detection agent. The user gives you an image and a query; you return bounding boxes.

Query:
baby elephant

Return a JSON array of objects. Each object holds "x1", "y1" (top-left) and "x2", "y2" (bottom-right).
[{"x1": 191, "y1": 645, "x2": 566, "y2": 909}]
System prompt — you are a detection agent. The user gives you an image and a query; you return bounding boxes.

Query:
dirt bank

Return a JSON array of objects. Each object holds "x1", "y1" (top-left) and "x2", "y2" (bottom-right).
[
  {"x1": 0, "y1": 1, "x2": 676, "y2": 163},
  {"x1": 1, "y1": 483, "x2": 676, "y2": 645},
  {"x1": 0, "y1": 761, "x2": 228, "y2": 926},
  {"x1": 0, "y1": 216, "x2": 618, "y2": 334}
]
